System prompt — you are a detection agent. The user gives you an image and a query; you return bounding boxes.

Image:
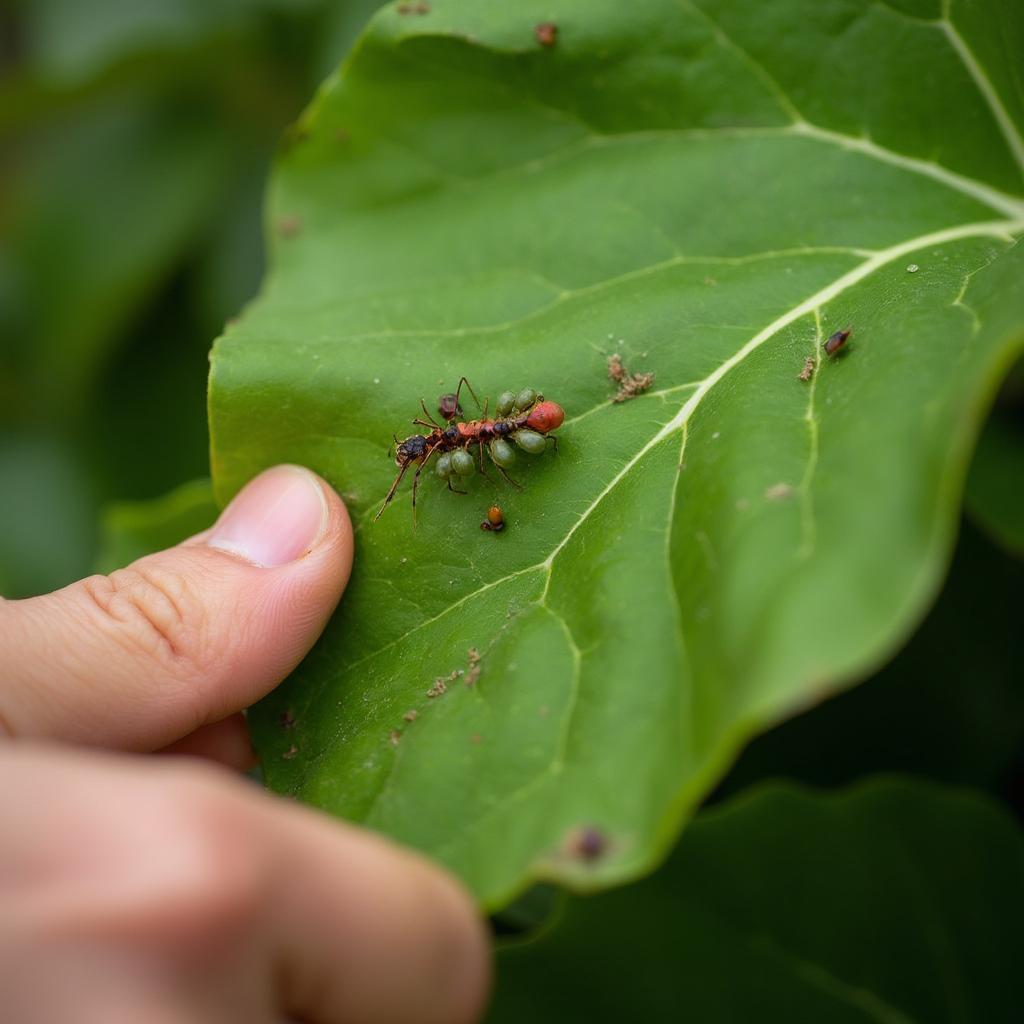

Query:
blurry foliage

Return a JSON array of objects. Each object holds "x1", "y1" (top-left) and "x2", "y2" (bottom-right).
[{"x1": 0, "y1": 0, "x2": 385, "y2": 598}]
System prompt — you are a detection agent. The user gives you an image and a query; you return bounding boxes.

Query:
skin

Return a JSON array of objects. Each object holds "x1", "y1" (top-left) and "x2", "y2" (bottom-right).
[{"x1": 0, "y1": 465, "x2": 490, "y2": 1024}]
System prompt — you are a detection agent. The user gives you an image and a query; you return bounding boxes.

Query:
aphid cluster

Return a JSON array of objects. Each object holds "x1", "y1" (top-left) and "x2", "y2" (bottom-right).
[{"x1": 375, "y1": 378, "x2": 564, "y2": 521}]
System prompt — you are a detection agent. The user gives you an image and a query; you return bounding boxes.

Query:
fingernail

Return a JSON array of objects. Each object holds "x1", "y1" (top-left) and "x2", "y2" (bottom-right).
[{"x1": 208, "y1": 466, "x2": 329, "y2": 567}]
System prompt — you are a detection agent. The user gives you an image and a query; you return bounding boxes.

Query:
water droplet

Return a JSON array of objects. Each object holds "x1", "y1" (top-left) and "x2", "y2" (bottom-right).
[
  {"x1": 373, "y1": 377, "x2": 381, "y2": 384},
  {"x1": 906, "y1": 263, "x2": 919, "y2": 273},
  {"x1": 711, "y1": 431, "x2": 720, "y2": 440}
]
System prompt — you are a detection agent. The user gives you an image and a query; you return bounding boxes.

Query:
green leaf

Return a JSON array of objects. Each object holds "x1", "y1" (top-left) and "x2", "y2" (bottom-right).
[
  {"x1": 210, "y1": 0, "x2": 1024, "y2": 906},
  {"x1": 94, "y1": 479, "x2": 218, "y2": 575},
  {"x1": 488, "y1": 780, "x2": 1024, "y2": 1024}
]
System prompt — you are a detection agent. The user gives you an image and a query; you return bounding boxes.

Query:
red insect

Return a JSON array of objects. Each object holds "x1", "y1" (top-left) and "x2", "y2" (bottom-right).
[{"x1": 374, "y1": 377, "x2": 564, "y2": 522}]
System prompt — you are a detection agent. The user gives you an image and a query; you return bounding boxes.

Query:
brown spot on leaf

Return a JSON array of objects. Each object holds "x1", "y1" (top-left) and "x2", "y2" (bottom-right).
[
  {"x1": 535, "y1": 21, "x2": 558, "y2": 47},
  {"x1": 403, "y1": 709, "x2": 419, "y2": 722},
  {"x1": 764, "y1": 482, "x2": 795, "y2": 501},
  {"x1": 467, "y1": 647, "x2": 481, "y2": 666},
  {"x1": 564, "y1": 825, "x2": 608, "y2": 862},
  {"x1": 426, "y1": 677, "x2": 447, "y2": 698},
  {"x1": 388, "y1": 730, "x2": 402, "y2": 747},
  {"x1": 798, "y1": 356, "x2": 815, "y2": 381},
  {"x1": 277, "y1": 215, "x2": 302, "y2": 239}
]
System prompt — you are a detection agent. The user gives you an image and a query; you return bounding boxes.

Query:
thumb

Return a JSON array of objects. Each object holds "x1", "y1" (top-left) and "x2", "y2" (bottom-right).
[{"x1": 0, "y1": 465, "x2": 353, "y2": 752}]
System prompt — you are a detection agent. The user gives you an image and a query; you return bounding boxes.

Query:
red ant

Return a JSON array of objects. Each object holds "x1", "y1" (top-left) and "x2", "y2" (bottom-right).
[{"x1": 374, "y1": 377, "x2": 564, "y2": 522}]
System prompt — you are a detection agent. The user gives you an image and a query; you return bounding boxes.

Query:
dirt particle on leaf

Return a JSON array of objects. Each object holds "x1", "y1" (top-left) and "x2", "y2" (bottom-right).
[
  {"x1": 607, "y1": 352, "x2": 626, "y2": 383},
  {"x1": 564, "y1": 825, "x2": 608, "y2": 863},
  {"x1": 403, "y1": 709, "x2": 419, "y2": 722},
  {"x1": 470, "y1": 732, "x2": 483, "y2": 745},
  {"x1": 534, "y1": 21, "x2": 558, "y2": 47},
  {"x1": 607, "y1": 353, "x2": 655, "y2": 403},
  {"x1": 764, "y1": 482, "x2": 795, "y2": 501},
  {"x1": 464, "y1": 665, "x2": 481, "y2": 687},
  {"x1": 467, "y1": 647, "x2": 481, "y2": 666},
  {"x1": 798, "y1": 356, "x2": 815, "y2": 382},
  {"x1": 388, "y1": 730, "x2": 402, "y2": 747},
  {"x1": 397, "y1": 1, "x2": 430, "y2": 14},
  {"x1": 277, "y1": 214, "x2": 302, "y2": 239},
  {"x1": 282, "y1": 744, "x2": 299, "y2": 760},
  {"x1": 280, "y1": 710, "x2": 296, "y2": 729},
  {"x1": 426, "y1": 678, "x2": 447, "y2": 699}
]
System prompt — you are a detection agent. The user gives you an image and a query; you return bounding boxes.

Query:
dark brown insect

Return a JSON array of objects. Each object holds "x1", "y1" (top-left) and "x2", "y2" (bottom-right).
[
  {"x1": 535, "y1": 21, "x2": 558, "y2": 47},
  {"x1": 824, "y1": 328, "x2": 852, "y2": 358},
  {"x1": 480, "y1": 505, "x2": 505, "y2": 532}
]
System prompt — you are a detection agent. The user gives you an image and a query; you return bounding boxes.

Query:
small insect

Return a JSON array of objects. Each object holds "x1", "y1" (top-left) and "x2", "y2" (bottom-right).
[
  {"x1": 824, "y1": 327, "x2": 852, "y2": 358},
  {"x1": 480, "y1": 505, "x2": 505, "y2": 532},
  {"x1": 375, "y1": 378, "x2": 564, "y2": 522}
]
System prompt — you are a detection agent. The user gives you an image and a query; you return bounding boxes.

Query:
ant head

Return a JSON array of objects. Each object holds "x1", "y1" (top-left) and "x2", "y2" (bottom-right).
[{"x1": 397, "y1": 434, "x2": 429, "y2": 463}]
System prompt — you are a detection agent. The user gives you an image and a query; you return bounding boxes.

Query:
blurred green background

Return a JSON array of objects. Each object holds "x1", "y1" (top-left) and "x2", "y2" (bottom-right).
[{"x1": 0, "y1": 0, "x2": 385, "y2": 597}]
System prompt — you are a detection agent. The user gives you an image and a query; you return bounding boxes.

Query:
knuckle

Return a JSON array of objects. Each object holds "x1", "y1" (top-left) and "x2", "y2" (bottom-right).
[
  {"x1": 115, "y1": 769, "x2": 264, "y2": 948},
  {"x1": 80, "y1": 563, "x2": 208, "y2": 677}
]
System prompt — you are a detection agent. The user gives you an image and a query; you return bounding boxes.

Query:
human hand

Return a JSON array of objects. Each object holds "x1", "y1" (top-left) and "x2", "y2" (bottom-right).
[{"x1": 0, "y1": 465, "x2": 489, "y2": 1024}]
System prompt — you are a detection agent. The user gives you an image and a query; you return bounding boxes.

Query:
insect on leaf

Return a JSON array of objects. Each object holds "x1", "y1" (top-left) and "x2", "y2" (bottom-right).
[{"x1": 209, "y1": 0, "x2": 1024, "y2": 907}]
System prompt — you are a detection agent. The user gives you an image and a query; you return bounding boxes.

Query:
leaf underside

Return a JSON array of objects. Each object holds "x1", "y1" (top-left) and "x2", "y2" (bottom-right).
[{"x1": 209, "y1": 0, "x2": 1024, "y2": 907}]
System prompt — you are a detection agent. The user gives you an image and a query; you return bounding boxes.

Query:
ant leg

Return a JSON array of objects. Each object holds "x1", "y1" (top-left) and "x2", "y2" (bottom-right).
[
  {"x1": 547, "y1": 434, "x2": 559, "y2": 453},
  {"x1": 496, "y1": 465, "x2": 523, "y2": 490},
  {"x1": 478, "y1": 441, "x2": 498, "y2": 483},
  {"x1": 453, "y1": 376, "x2": 481, "y2": 412},
  {"x1": 412, "y1": 417, "x2": 437, "y2": 429},
  {"x1": 410, "y1": 444, "x2": 445, "y2": 525},
  {"x1": 410, "y1": 459, "x2": 426, "y2": 527},
  {"x1": 374, "y1": 461, "x2": 411, "y2": 521},
  {"x1": 419, "y1": 400, "x2": 442, "y2": 427}
]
